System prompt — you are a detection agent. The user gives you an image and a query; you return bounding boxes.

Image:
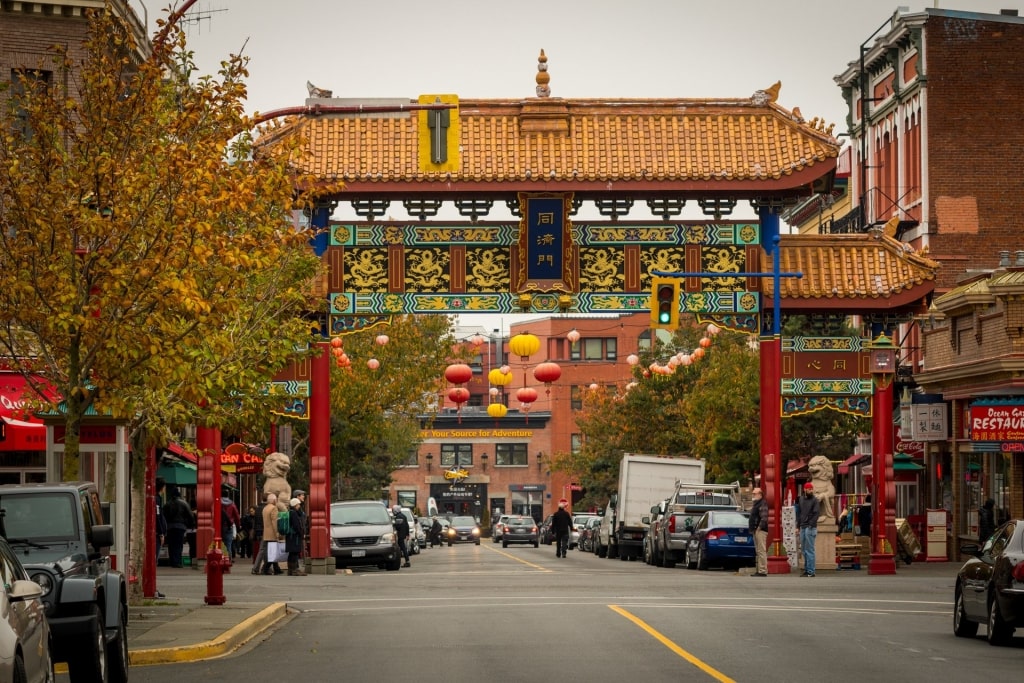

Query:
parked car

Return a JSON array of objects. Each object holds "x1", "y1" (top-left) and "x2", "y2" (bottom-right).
[
  {"x1": 0, "y1": 481, "x2": 129, "y2": 683},
  {"x1": 684, "y1": 510, "x2": 754, "y2": 571},
  {"x1": 447, "y1": 516, "x2": 481, "y2": 545},
  {"x1": 538, "y1": 514, "x2": 555, "y2": 545},
  {"x1": 954, "y1": 519, "x2": 1024, "y2": 645},
  {"x1": 0, "y1": 535, "x2": 53, "y2": 683},
  {"x1": 571, "y1": 514, "x2": 599, "y2": 549},
  {"x1": 491, "y1": 514, "x2": 511, "y2": 543},
  {"x1": 578, "y1": 516, "x2": 603, "y2": 553},
  {"x1": 330, "y1": 500, "x2": 402, "y2": 570},
  {"x1": 501, "y1": 515, "x2": 539, "y2": 548}
]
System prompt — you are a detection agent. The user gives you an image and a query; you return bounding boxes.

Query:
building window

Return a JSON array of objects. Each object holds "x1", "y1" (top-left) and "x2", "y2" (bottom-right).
[
  {"x1": 571, "y1": 385, "x2": 583, "y2": 410},
  {"x1": 638, "y1": 330, "x2": 652, "y2": 352},
  {"x1": 495, "y1": 443, "x2": 528, "y2": 466},
  {"x1": 402, "y1": 449, "x2": 418, "y2": 467},
  {"x1": 569, "y1": 339, "x2": 580, "y2": 361},
  {"x1": 396, "y1": 490, "x2": 417, "y2": 509},
  {"x1": 583, "y1": 338, "x2": 603, "y2": 360},
  {"x1": 440, "y1": 444, "x2": 473, "y2": 467},
  {"x1": 571, "y1": 434, "x2": 582, "y2": 454},
  {"x1": 10, "y1": 69, "x2": 50, "y2": 139},
  {"x1": 606, "y1": 338, "x2": 617, "y2": 361}
]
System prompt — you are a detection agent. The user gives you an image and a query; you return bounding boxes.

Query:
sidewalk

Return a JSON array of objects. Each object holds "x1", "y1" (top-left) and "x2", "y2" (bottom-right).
[{"x1": 126, "y1": 564, "x2": 289, "y2": 667}]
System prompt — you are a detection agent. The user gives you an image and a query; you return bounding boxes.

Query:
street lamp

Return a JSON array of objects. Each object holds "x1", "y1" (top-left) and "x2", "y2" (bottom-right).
[{"x1": 868, "y1": 332, "x2": 897, "y2": 575}]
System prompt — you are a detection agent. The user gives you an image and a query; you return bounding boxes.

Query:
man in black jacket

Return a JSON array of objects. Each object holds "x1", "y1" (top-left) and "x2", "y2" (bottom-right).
[
  {"x1": 748, "y1": 487, "x2": 768, "y2": 577},
  {"x1": 797, "y1": 482, "x2": 820, "y2": 577},
  {"x1": 552, "y1": 501, "x2": 574, "y2": 559},
  {"x1": 393, "y1": 505, "x2": 412, "y2": 568}
]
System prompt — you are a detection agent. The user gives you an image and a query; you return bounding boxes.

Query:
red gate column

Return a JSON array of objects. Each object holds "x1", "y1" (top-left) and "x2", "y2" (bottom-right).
[
  {"x1": 143, "y1": 446, "x2": 157, "y2": 597},
  {"x1": 195, "y1": 426, "x2": 221, "y2": 569},
  {"x1": 308, "y1": 341, "x2": 333, "y2": 573},
  {"x1": 868, "y1": 333, "x2": 897, "y2": 575}
]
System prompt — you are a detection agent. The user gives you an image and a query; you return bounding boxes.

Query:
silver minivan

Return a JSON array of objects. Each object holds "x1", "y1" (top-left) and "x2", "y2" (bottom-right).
[{"x1": 330, "y1": 500, "x2": 402, "y2": 570}]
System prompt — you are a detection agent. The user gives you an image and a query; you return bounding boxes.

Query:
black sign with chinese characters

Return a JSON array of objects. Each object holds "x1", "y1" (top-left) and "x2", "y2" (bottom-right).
[{"x1": 517, "y1": 193, "x2": 573, "y2": 294}]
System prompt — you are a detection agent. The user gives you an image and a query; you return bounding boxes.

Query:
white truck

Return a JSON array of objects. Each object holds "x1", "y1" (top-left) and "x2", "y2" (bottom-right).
[{"x1": 596, "y1": 454, "x2": 705, "y2": 561}]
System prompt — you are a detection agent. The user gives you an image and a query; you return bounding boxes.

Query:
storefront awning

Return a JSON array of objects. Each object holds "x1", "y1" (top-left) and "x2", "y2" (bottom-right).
[
  {"x1": 837, "y1": 453, "x2": 869, "y2": 475},
  {"x1": 157, "y1": 461, "x2": 197, "y2": 486},
  {"x1": 1, "y1": 373, "x2": 54, "y2": 452}
]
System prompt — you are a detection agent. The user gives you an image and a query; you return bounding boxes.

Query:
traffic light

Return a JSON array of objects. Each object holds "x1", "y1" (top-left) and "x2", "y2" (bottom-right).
[{"x1": 650, "y1": 277, "x2": 680, "y2": 330}]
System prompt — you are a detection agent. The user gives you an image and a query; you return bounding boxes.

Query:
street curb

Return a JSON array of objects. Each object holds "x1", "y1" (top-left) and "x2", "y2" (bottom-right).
[{"x1": 128, "y1": 602, "x2": 290, "y2": 667}]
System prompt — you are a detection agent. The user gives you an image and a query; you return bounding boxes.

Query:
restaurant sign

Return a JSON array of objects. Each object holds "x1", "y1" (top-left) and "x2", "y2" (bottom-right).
[{"x1": 970, "y1": 403, "x2": 1024, "y2": 442}]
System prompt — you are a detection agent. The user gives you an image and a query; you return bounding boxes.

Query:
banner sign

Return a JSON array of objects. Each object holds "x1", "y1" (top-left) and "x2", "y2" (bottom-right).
[{"x1": 970, "y1": 404, "x2": 1024, "y2": 442}]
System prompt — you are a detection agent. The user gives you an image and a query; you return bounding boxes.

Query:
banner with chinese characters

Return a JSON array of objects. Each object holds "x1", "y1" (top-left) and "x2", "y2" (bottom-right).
[
  {"x1": 516, "y1": 193, "x2": 574, "y2": 294},
  {"x1": 780, "y1": 336, "x2": 872, "y2": 417}
]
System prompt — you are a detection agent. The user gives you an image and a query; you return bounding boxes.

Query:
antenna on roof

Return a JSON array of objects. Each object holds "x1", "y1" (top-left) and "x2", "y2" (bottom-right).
[{"x1": 181, "y1": 1, "x2": 227, "y2": 35}]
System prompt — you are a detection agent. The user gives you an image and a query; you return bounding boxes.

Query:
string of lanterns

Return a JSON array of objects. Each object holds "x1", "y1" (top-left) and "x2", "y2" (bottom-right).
[{"x1": 624, "y1": 323, "x2": 721, "y2": 379}]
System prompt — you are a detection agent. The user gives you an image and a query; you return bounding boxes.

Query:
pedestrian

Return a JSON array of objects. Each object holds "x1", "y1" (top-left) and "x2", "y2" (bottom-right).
[
  {"x1": 153, "y1": 477, "x2": 167, "y2": 598},
  {"x1": 430, "y1": 516, "x2": 443, "y2": 548},
  {"x1": 797, "y1": 482, "x2": 820, "y2": 577},
  {"x1": 220, "y1": 487, "x2": 242, "y2": 562},
  {"x1": 239, "y1": 506, "x2": 256, "y2": 559},
  {"x1": 187, "y1": 503, "x2": 198, "y2": 564},
  {"x1": 162, "y1": 485, "x2": 194, "y2": 569},
  {"x1": 286, "y1": 497, "x2": 307, "y2": 576},
  {"x1": 748, "y1": 487, "x2": 768, "y2": 577},
  {"x1": 251, "y1": 500, "x2": 265, "y2": 568},
  {"x1": 255, "y1": 493, "x2": 283, "y2": 575},
  {"x1": 552, "y1": 500, "x2": 574, "y2": 559},
  {"x1": 859, "y1": 495, "x2": 872, "y2": 537},
  {"x1": 979, "y1": 498, "x2": 996, "y2": 542},
  {"x1": 392, "y1": 505, "x2": 412, "y2": 567},
  {"x1": 292, "y1": 489, "x2": 308, "y2": 558}
]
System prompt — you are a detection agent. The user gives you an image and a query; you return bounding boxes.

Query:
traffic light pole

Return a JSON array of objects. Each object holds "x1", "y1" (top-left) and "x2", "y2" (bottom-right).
[{"x1": 652, "y1": 209, "x2": 800, "y2": 574}]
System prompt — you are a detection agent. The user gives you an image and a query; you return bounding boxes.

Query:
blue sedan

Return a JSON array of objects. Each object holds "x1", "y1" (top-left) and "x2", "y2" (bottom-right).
[{"x1": 684, "y1": 510, "x2": 754, "y2": 570}]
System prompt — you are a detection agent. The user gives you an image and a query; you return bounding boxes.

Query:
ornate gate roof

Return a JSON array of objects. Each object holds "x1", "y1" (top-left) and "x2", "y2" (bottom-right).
[{"x1": 260, "y1": 81, "x2": 839, "y2": 200}]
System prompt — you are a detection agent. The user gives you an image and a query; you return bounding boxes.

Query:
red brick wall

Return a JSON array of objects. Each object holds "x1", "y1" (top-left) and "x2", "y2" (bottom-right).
[
  {"x1": 924, "y1": 15, "x2": 1024, "y2": 290},
  {"x1": 0, "y1": 12, "x2": 92, "y2": 115}
]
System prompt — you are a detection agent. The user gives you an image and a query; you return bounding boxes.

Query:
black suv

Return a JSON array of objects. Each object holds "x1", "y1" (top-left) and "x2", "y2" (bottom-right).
[{"x1": 0, "y1": 481, "x2": 129, "y2": 683}]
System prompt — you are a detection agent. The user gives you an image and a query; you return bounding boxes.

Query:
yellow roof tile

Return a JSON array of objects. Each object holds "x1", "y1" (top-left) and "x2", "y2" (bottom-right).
[
  {"x1": 767, "y1": 233, "x2": 939, "y2": 311},
  {"x1": 260, "y1": 94, "x2": 839, "y2": 191}
]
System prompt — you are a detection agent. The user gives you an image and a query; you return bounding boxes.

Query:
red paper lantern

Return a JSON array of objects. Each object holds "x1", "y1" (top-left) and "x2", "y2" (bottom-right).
[
  {"x1": 448, "y1": 387, "x2": 470, "y2": 404},
  {"x1": 533, "y1": 362, "x2": 562, "y2": 385},
  {"x1": 444, "y1": 363, "x2": 473, "y2": 385},
  {"x1": 516, "y1": 387, "x2": 538, "y2": 404}
]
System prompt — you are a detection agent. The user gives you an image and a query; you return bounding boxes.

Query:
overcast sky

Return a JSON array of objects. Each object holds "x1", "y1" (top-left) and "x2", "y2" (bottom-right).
[{"x1": 131, "y1": 1, "x2": 1024, "y2": 334}]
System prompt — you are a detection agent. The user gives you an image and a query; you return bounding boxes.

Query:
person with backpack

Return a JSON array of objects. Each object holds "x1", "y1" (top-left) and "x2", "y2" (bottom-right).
[{"x1": 220, "y1": 487, "x2": 242, "y2": 563}]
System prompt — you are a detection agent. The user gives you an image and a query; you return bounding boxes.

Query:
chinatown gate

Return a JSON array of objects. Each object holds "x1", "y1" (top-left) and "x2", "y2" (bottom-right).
[{"x1": 224, "y1": 55, "x2": 939, "y2": 576}]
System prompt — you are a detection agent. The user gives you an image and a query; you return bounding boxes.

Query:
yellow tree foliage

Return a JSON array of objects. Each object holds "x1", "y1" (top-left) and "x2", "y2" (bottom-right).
[{"x1": 0, "y1": 5, "x2": 333, "y2": 603}]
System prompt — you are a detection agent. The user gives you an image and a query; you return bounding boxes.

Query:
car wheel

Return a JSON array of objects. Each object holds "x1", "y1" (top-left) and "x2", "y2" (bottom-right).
[
  {"x1": 502, "y1": 541, "x2": 508, "y2": 548},
  {"x1": 43, "y1": 636, "x2": 55, "y2": 683},
  {"x1": 386, "y1": 557, "x2": 402, "y2": 571},
  {"x1": 953, "y1": 585, "x2": 979, "y2": 638},
  {"x1": 697, "y1": 545, "x2": 709, "y2": 571},
  {"x1": 13, "y1": 654, "x2": 26, "y2": 683},
  {"x1": 987, "y1": 593, "x2": 1012, "y2": 645},
  {"x1": 107, "y1": 602, "x2": 129, "y2": 683},
  {"x1": 534, "y1": 541, "x2": 539, "y2": 548},
  {"x1": 448, "y1": 541, "x2": 452, "y2": 547},
  {"x1": 475, "y1": 540, "x2": 480, "y2": 545},
  {"x1": 67, "y1": 605, "x2": 106, "y2": 683},
  {"x1": 663, "y1": 547, "x2": 676, "y2": 569},
  {"x1": 686, "y1": 546, "x2": 696, "y2": 569}
]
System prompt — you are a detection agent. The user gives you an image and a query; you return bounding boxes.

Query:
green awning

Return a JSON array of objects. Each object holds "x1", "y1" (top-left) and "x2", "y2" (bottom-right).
[
  {"x1": 157, "y1": 461, "x2": 196, "y2": 486},
  {"x1": 892, "y1": 453, "x2": 925, "y2": 471}
]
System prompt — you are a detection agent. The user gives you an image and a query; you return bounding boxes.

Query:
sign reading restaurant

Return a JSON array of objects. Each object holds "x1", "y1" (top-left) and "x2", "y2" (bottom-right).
[
  {"x1": 420, "y1": 429, "x2": 534, "y2": 439},
  {"x1": 970, "y1": 404, "x2": 1024, "y2": 442}
]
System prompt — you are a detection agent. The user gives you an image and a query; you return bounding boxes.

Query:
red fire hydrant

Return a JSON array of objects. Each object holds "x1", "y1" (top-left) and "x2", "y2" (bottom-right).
[{"x1": 204, "y1": 541, "x2": 230, "y2": 605}]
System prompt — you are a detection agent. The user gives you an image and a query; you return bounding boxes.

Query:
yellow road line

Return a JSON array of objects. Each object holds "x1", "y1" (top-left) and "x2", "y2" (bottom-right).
[
  {"x1": 484, "y1": 544, "x2": 553, "y2": 571},
  {"x1": 608, "y1": 605, "x2": 736, "y2": 683}
]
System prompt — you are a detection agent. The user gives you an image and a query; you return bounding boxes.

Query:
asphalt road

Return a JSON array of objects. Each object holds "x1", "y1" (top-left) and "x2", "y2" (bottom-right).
[{"x1": 80, "y1": 542, "x2": 1023, "y2": 683}]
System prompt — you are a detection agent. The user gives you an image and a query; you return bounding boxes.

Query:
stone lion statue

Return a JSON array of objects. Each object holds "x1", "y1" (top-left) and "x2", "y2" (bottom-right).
[
  {"x1": 262, "y1": 451, "x2": 292, "y2": 512},
  {"x1": 807, "y1": 455, "x2": 835, "y2": 524}
]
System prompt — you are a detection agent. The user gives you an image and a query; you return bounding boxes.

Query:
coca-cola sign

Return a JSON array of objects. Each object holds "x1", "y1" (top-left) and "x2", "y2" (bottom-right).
[{"x1": 970, "y1": 404, "x2": 1024, "y2": 442}]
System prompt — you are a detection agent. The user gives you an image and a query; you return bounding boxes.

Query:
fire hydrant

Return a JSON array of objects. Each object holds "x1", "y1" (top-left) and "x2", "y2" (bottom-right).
[{"x1": 204, "y1": 542, "x2": 230, "y2": 605}]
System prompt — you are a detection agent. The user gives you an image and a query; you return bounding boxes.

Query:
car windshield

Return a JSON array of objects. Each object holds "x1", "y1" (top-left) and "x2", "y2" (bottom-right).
[
  {"x1": 508, "y1": 517, "x2": 532, "y2": 525},
  {"x1": 0, "y1": 492, "x2": 80, "y2": 541},
  {"x1": 330, "y1": 504, "x2": 391, "y2": 525},
  {"x1": 710, "y1": 512, "x2": 750, "y2": 527},
  {"x1": 451, "y1": 516, "x2": 477, "y2": 526}
]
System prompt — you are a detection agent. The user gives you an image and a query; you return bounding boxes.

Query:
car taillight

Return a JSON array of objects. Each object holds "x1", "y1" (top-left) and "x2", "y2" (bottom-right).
[
  {"x1": 502, "y1": 525, "x2": 510, "y2": 533},
  {"x1": 1012, "y1": 561, "x2": 1024, "y2": 583},
  {"x1": 706, "y1": 530, "x2": 726, "y2": 541},
  {"x1": 668, "y1": 517, "x2": 676, "y2": 533},
  {"x1": 531, "y1": 526, "x2": 538, "y2": 533}
]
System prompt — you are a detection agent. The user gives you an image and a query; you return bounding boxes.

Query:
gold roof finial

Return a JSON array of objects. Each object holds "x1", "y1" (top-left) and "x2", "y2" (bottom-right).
[{"x1": 535, "y1": 49, "x2": 551, "y2": 98}]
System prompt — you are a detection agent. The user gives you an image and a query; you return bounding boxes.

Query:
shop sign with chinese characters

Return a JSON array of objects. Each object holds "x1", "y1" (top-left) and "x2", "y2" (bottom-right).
[
  {"x1": 970, "y1": 403, "x2": 1024, "y2": 442},
  {"x1": 909, "y1": 403, "x2": 948, "y2": 441}
]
